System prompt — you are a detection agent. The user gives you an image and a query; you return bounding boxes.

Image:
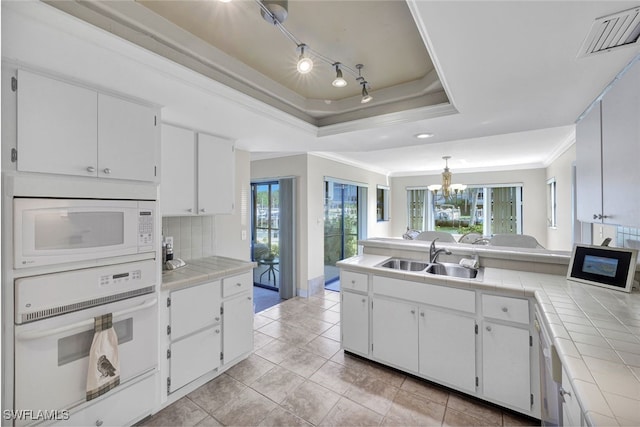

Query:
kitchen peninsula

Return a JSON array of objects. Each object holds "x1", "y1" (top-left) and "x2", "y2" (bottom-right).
[{"x1": 338, "y1": 238, "x2": 640, "y2": 426}]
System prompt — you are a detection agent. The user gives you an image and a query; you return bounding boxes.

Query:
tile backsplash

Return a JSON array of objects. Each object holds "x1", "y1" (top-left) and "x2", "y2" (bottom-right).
[
  {"x1": 162, "y1": 216, "x2": 215, "y2": 261},
  {"x1": 617, "y1": 226, "x2": 640, "y2": 250}
]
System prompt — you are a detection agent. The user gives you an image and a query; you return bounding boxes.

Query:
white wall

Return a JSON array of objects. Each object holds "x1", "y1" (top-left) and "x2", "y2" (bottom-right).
[
  {"x1": 390, "y1": 168, "x2": 549, "y2": 247},
  {"x1": 251, "y1": 154, "x2": 391, "y2": 296},
  {"x1": 545, "y1": 144, "x2": 576, "y2": 251}
]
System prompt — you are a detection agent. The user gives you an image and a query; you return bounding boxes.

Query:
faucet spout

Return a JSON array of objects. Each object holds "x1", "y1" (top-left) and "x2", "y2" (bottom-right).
[{"x1": 429, "y1": 238, "x2": 452, "y2": 263}]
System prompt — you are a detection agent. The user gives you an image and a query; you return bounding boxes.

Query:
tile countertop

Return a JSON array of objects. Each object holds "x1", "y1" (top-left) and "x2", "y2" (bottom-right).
[
  {"x1": 161, "y1": 256, "x2": 257, "y2": 292},
  {"x1": 337, "y1": 254, "x2": 640, "y2": 427}
]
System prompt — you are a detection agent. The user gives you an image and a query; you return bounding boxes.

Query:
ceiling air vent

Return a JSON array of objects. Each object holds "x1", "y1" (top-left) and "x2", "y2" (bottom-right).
[{"x1": 578, "y1": 6, "x2": 640, "y2": 57}]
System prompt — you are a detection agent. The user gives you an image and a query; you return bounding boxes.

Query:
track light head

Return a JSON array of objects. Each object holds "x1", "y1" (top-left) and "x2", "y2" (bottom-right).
[
  {"x1": 360, "y1": 81, "x2": 372, "y2": 103},
  {"x1": 332, "y1": 63, "x2": 347, "y2": 88},
  {"x1": 296, "y1": 44, "x2": 313, "y2": 74}
]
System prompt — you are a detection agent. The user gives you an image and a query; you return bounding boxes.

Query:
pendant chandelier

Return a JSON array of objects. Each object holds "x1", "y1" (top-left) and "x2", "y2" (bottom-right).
[{"x1": 427, "y1": 156, "x2": 466, "y2": 198}]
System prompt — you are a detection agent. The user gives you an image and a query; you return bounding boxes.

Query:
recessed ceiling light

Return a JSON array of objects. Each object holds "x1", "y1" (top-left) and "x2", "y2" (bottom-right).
[{"x1": 415, "y1": 133, "x2": 434, "y2": 139}]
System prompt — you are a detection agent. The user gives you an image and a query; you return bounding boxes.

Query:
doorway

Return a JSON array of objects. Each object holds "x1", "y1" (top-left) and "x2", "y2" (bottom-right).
[
  {"x1": 252, "y1": 182, "x2": 280, "y2": 291},
  {"x1": 324, "y1": 180, "x2": 365, "y2": 290}
]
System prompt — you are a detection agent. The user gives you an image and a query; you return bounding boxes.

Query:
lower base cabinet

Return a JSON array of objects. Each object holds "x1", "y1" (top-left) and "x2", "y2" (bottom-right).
[
  {"x1": 169, "y1": 327, "x2": 221, "y2": 393},
  {"x1": 482, "y1": 321, "x2": 531, "y2": 412},
  {"x1": 222, "y1": 293, "x2": 253, "y2": 364},
  {"x1": 341, "y1": 291, "x2": 369, "y2": 355},
  {"x1": 419, "y1": 308, "x2": 476, "y2": 393},
  {"x1": 372, "y1": 297, "x2": 419, "y2": 372}
]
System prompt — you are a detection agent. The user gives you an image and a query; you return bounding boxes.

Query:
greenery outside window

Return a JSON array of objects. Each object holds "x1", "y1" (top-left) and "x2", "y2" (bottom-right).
[
  {"x1": 377, "y1": 185, "x2": 390, "y2": 222},
  {"x1": 547, "y1": 178, "x2": 557, "y2": 228}
]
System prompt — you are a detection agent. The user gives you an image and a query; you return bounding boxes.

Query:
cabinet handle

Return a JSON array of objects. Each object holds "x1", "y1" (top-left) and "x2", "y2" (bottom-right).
[
  {"x1": 187, "y1": 208, "x2": 193, "y2": 213},
  {"x1": 593, "y1": 213, "x2": 603, "y2": 220},
  {"x1": 86, "y1": 166, "x2": 96, "y2": 173},
  {"x1": 215, "y1": 329, "x2": 220, "y2": 334},
  {"x1": 410, "y1": 309, "x2": 416, "y2": 314},
  {"x1": 95, "y1": 420, "x2": 103, "y2": 427},
  {"x1": 602, "y1": 215, "x2": 609, "y2": 219},
  {"x1": 502, "y1": 307, "x2": 508, "y2": 313},
  {"x1": 351, "y1": 280, "x2": 356, "y2": 284},
  {"x1": 247, "y1": 296, "x2": 252, "y2": 300},
  {"x1": 559, "y1": 387, "x2": 571, "y2": 403},
  {"x1": 200, "y1": 208, "x2": 206, "y2": 213},
  {"x1": 215, "y1": 316, "x2": 220, "y2": 321},
  {"x1": 361, "y1": 298, "x2": 366, "y2": 303},
  {"x1": 103, "y1": 168, "x2": 111, "y2": 175},
  {"x1": 236, "y1": 283, "x2": 242, "y2": 287},
  {"x1": 486, "y1": 325, "x2": 492, "y2": 332},
  {"x1": 420, "y1": 312, "x2": 425, "y2": 317}
]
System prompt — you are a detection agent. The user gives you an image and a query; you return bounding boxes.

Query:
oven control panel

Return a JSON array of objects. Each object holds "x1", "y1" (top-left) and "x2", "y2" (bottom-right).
[{"x1": 100, "y1": 269, "x2": 142, "y2": 287}]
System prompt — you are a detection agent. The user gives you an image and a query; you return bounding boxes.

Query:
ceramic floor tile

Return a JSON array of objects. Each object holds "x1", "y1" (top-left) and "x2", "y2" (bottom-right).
[
  {"x1": 212, "y1": 387, "x2": 277, "y2": 426},
  {"x1": 446, "y1": 393, "x2": 503, "y2": 426},
  {"x1": 399, "y1": 376, "x2": 449, "y2": 406},
  {"x1": 254, "y1": 338, "x2": 299, "y2": 364},
  {"x1": 254, "y1": 314, "x2": 275, "y2": 330},
  {"x1": 321, "y1": 324, "x2": 342, "y2": 341},
  {"x1": 345, "y1": 373, "x2": 400, "y2": 415},
  {"x1": 382, "y1": 389, "x2": 446, "y2": 426},
  {"x1": 304, "y1": 335, "x2": 342, "y2": 359},
  {"x1": 187, "y1": 373, "x2": 247, "y2": 414},
  {"x1": 224, "y1": 354, "x2": 276, "y2": 385},
  {"x1": 142, "y1": 397, "x2": 208, "y2": 427},
  {"x1": 279, "y1": 347, "x2": 327, "y2": 378},
  {"x1": 250, "y1": 365, "x2": 305, "y2": 404},
  {"x1": 309, "y1": 360, "x2": 363, "y2": 394},
  {"x1": 442, "y1": 407, "x2": 494, "y2": 427},
  {"x1": 359, "y1": 360, "x2": 406, "y2": 388},
  {"x1": 253, "y1": 330, "x2": 275, "y2": 351},
  {"x1": 319, "y1": 396, "x2": 383, "y2": 427},
  {"x1": 194, "y1": 416, "x2": 223, "y2": 426},
  {"x1": 257, "y1": 407, "x2": 312, "y2": 427},
  {"x1": 330, "y1": 351, "x2": 371, "y2": 372},
  {"x1": 502, "y1": 411, "x2": 541, "y2": 426},
  {"x1": 280, "y1": 380, "x2": 341, "y2": 425}
]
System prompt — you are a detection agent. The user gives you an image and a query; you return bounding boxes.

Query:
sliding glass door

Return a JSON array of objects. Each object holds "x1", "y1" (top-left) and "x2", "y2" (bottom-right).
[
  {"x1": 251, "y1": 182, "x2": 280, "y2": 290},
  {"x1": 324, "y1": 181, "x2": 360, "y2": 284}
]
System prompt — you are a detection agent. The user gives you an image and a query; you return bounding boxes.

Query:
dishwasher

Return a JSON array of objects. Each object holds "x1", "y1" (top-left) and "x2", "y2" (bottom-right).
[{"x1": 535, "y1": 305, "x2": 562, "y2": 426}]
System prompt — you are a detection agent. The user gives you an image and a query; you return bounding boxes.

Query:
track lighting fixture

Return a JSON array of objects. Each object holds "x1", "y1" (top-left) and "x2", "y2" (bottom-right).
[
  {"x1": 243, "y1": 0, "x2": 373, "y2": 100},
  {"x1": 332, "y1": 63, "x2": 347, "y2": 88},
  {"x1": 296, "y1": 44, "x2": 313, "y2": 74}
]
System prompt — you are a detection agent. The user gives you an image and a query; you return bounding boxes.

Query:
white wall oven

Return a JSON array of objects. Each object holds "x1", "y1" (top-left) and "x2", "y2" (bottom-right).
[
  {"x1": 13, "y1": 198, "x2": 155, "y2": 269},
  {"x1": 13, "y1": 259, "x2": 158, "y2": 425}
]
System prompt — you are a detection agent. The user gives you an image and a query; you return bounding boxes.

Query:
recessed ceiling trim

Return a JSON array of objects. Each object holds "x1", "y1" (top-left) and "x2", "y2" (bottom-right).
[{"x1": 578, "y1": 6, "x2": 640, "y2": 57}]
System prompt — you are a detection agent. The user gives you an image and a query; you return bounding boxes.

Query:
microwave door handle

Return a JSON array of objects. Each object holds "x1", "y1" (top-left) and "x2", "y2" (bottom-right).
[{"x1": 16, "y1": 298, "x2": 157, "y2": 341}]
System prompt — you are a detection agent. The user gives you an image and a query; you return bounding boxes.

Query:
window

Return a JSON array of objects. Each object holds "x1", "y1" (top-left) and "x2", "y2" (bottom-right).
[
  {"x1": 407, "y1": 184, "x2": 523, "y2": 236},
  {"x1": 547, "y1": 178, "x2": 557, "y2": 228},
  {"x1": 377, "y1": 185, "x2": 390, "y2": 222}
]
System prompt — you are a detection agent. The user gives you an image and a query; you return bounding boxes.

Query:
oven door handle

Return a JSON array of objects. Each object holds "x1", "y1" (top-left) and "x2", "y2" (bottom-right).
[{"x1": 16, "y1": 298, "x2": 157, "y2": 341}]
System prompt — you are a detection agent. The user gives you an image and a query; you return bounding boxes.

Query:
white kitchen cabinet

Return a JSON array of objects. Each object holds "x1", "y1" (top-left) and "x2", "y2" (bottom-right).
[
  {"x1": 341, "y1": 291, "x2": 369, "y2": 356},
  {"x1": 419, "y1": 307, "x2": 476, "y2": 393},
  {"x1": 576, "y1": 60, "x2": 640, "y2": 227},
  {"x1": 169, "y1": 327, "x2": 221, "y2": 393},
  {"x1": 16, "y1": 69, "x2": 158, "y2": 182},
  {"x1": 198, "y1": 133, "x2": 235, "y2": 215},
  {"x1": 97, "y1": 93, "x2": 158, "y2": 181},
  {"x1": 561, "y1": 366, "x2": 584, "y2": 427},
  {"x1": 372, "y1": 297, "x2": 419, "y2": 372},
  {"x1": 222, "y1": 293, "x2": 254, "y2": 365},
  {"x1": 167, "y1": 280, "x2": 221, "y2": 394},
  {"x1": 160, "y1": 124, "x2": 196, "y2": 215},
  {"x1": 160, "y1": 124, "x2": 235, "y2": 215},
  {"x1": 482, "y1": 321, "x2": 531, "y2": 412}
]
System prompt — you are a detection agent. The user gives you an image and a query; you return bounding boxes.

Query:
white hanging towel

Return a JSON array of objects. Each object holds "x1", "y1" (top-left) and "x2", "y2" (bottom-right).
[{"x1": 86, "y1": 313, "x2": 120, "y2": 401}]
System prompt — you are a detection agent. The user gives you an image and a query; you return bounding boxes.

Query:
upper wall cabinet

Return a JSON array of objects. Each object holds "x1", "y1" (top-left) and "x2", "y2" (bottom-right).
[
  {"x1": 576, "y1": 60, "x2": 640, "y2": 228},
  {"x1": 161, "y1": 124, "x2": 235, "y2": 216},
  {"x1": 16, "y1": 70, "x2": 159, "y2": 182}
]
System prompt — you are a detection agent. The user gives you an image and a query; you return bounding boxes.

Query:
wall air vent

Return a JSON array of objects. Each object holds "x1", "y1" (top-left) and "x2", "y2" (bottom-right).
[{"x1": 578, "y1": 6, "x2": 640, "y2": 57}]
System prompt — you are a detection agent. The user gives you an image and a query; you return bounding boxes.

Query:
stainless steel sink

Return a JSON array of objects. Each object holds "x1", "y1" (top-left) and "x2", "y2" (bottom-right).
[
  {"x1": 425, "y1": 262, "x2": 479, "y2": 279},
  {"x1": 376, "y1": 258, "x2": 480, "y2": 279},
  {"x1": 379, "y1": 258, "x2": 430, "y2": 271}
]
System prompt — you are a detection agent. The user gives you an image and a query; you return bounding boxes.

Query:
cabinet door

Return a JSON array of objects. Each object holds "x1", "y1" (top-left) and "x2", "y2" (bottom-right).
[
  {"x1": 198, "y1": 133, "x2": 234, "y2": 214},
  {"x1": 341, "y1": 291, "x2": 369, "y2": 355},
  {"x1": 169, "y1": 327, "x2": 221, "y2": 393},
  {"x1": 161, "y1": 124, "x2": 196, "y2": 215},
  {"x1": 17, "y1": 70, "x2": 98, "y2": 177},
  {"x1": 170, "y1": 281, "x2": 221, "y2": 341},
  {"x1": 601, "y1": 61, "x2": 640, "y2": 227},
  {"x1": 482, "y1": 321, "x2": 531, "y2": 412},
  {"x1": 222, "y1": 293, "x2": 253, "y2": 364},
  {"x1": 372, "y1": 297, "x2": 418, "y2": 372},
  {"x1": 98, "y1": 94, "x2": 158, "y2": 181},
  {"x1": 576, "y1": 101, "x2": 603, "y2": 223},
  {"x1": 419, "y1": 308, "x2": 476, "y2": 393}
]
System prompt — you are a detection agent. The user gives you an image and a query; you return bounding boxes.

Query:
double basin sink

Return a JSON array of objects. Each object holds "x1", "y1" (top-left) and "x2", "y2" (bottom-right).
[{"x1": 377, "y1": 258, "x2": 480, "y2": 279}]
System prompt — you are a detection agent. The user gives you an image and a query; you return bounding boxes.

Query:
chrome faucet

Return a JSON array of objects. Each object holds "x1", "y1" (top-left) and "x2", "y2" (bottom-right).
[{"x1": 429, "y1": 238, "x2": 452, "y2": 263}]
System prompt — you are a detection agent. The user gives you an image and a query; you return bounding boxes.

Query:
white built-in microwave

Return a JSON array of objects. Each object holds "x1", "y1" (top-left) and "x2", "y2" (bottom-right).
[{"x1": 13, "y1": 198, "x2": 156, "y2": 269}]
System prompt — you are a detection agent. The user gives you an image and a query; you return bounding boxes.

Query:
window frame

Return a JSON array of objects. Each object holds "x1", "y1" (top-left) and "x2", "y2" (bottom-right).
[{"x1": 376, "y1": 185, "x2": 390, "y2": 222}]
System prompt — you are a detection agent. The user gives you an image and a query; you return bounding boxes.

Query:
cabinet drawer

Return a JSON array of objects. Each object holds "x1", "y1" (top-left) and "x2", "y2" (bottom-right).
[
  {"x1": 171, "y1": 281, "x2": 221, "y2": 340},
  {"x1": 170, "y1": 327, "x2": 221, "y2": 393},
  {"x1": 482, "y1": 294, "x2": 529, "y2": 325},
  {"x1": 341, "y1": 271, "x2": 368, "y2": 293},
  {"x1": 223, "y1": 272, "x2": 252, "y2": 298},
  {"x1": 373, "y1": 276, "x2": 475, "y2": 313},
  {"x1": 55, "y1": 373, "x2": 156, "y2": 426}
]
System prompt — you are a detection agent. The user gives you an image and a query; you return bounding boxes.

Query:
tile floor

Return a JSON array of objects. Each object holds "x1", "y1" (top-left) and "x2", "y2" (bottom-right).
[{"x1": 142, "y1": 291, "x2": 540, "y2": 427}]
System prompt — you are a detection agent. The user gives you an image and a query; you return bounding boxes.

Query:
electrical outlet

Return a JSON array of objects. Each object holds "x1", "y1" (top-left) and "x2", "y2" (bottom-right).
[
  {"x1": 165, "y1": 236, "x2": 174, "y2": 246},
  {"x1": 241, "y1": 230, "x2": 247, "y2": 241}
]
